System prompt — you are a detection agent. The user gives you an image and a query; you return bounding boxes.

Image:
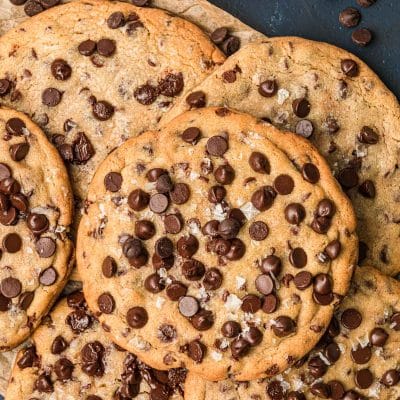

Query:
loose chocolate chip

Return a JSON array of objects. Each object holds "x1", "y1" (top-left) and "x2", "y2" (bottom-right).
[
  {"x1": 42, "y1": 87, "x2": 62, "y2": 107},
  {"x1": 170, "y1": 183, "x2": 190, "y2": 205},
  {"x1": 27, "y1": 213, "x2": 49, "y2": 235},
  {"x1": 191, "y1": 309, "x2": 214, "y2": 331},
  {"x1": 164, "y1": 214, "x2": 183, "y2": 234},
  {"x1": 203, "y1": 267, "x2": 223, "y2": 290},
  {"x1": 289, "y1": 248, "x2": 307, "y2": 268},
  {"x1": 2, "y1": 233, "x2": 22, "y2": 253},
  {"x1": 221, "y1": 321, "x2": 241, "y2": 338},
  {"x1": 295, "y1": 119, "x2": 314, "y2": 138},
  {"x1": 1, "y1": 277, "x2": 22, "y2": 298},
  {"x1": 54, "y1": 357, "x2": 74, "y2": 381},
  {"x1": 51, "y1": 59, "x2": 72, "y2": 81},
  {"x1": 272, "y1": 316, "x2": 296, "y2": 337},
  {"x1": 81, "y1": 341, "x2": 105, "y2": 377},
  {"x1": 10, "y1": 142, "x2": 30, "y2": 162},
  {"x1": 72, "y1": 132, "x2": 95, "y2": 164},
  {"x1": 210, "y1": 27, "x2": 229, "y2": 44},
  {"x1": 210, "y1": 238, "x2": 231, "y2": 256},
  {"x1": 358, "y1": 126, "x2": 379, "y2": 144},
  {"x1": 313, "y1": 273, "x2": 332, "y2": 295},
  {"x1": 251, "y1": 185, "x2": 276, "y2": 211},
  {"x1": 206, "y1": 136, "x2": 228, "y2": 157},
  {"x1": 249, "y1": 151, "x2": 270, "y2": 174},
  {"x1": 188, "y1": 340, "x2": 206, "y2": 363},
  {"x1": 40, "y1": 0, "x2": 60, "y2": 9},
  {"x1": 159, "y1": 73, "x2": 184, "y2": 97},
  {"x1": 18, "y1": 291, "x2": 34, "y2": 310},
  {"x1": 302, "y1": 163, "x2": 320, "y2": 184},
  {"x1": 214, "y1": 164, "x2": 235, "y2": 185},
  {"x1": 92, "y1": 100, "x2": 114, "y2": 121},
  {"x1": 97, "y1": 293, "x2": 115, "y2": 314},
  {"x1": 218, "y1": 218, "x2": 240, "y2": 240},
  {"x1": 97, "y1": 39, "x2": 116, "y2": 57},
  {"x1": 0, "y1": 79, "x2": 11, "y2": 96},
  {"x1": 357, "y1": 0, "x2": 375, "y2": 7},
  {"x1": 208, "y1": 185, "x2": 226, "y2": 204},
  {"x1": 351, "y1": 344, "x2": 371, "y2": 364},
  {"x1": 178, "y1": 296, "x2": 199, "y2": 317},
  {"x1": 128, "y1": 189, "x2": 150, "y2": 211},
  {"x1": 312, "y1": 217, "x2": 332, "y2": 236},
  {"x1": 260, "y1": 255, "x2": 282, "y2": 276},
  {"x1": 126, "y1": 307, "x2": 148, "y2": 328},
  {"x1": 327, "y1": 381, "x2": 345, "y2": 400},
  {"x1": 381, "y1": 369, "x2": 400, "y2": 387},
  {"x1": 227, "y1": 208, "x2": 246, "y2": 226},
  {"x1": 52, "y1": 335, "x2": 68, "y2": 354},
  {"x1": 341, "y1": 59, "x2": 359, "y2": 77},
  {"x1": 135, "y1": 220, "x2": 155, "y2": 240},
  {"x1": 144, "y1": 273, "x2": 165, "y2": 294},
  {"x1": 146, "y1": 168, "x2": 166, "y2": 182},
  {"x1": 358, "y1": 180, "x2": 375, "y2": 198},
  {"x1": 230, "y1": 337, "x2": 250, "y2": 359},
  {"x1": 241, "y1": 294, "x2": 261, "y2": 313},
  {"x1": 339, "y1": 7, "x2": 361, "y2": 28},
  {"x1": 222, "y1": 70, "x2": 237, "y2": 83},
  {"x1": 182, "y1": 127, "x2": 201, "y2": 144},
  {"x1": 67, "y1": 291, "x2": 86, "y2": 309},
  {"x1": 255, "y1": 274, "x2": 274, "y2": 295},
  {"x1": 292, "y1": 98, "x2": 311, "y2": 118},
  {"x1": 274, "y1": 174, "x2": 294, "y2": 195},
  {"x1": 39, "y1": 267, "x2": 58, "y2": 286},
  {"x1": 258, "y1": 79, "x2": 277, "y2": 97},
  {"x1": 369, "y1": 327, "x2": 388, "y2": 347},
  {"x1": 294, "y1": 271, "x2": 312, "y2": 290},
  {"x1": 134, "y1": 84, "x2": 158, "y2": 105},
  {"x1": 249, "y1": 221, "x2": 269, "y2": 241},
  {"x1": 158, "y1": 324, "x2": 176, "y2": 343},
  {"x1": 202, "y1": 220, "x2": 219, "y2": 237},
  {"x1": 352, "y1": 28, "x2": 373, "y2": 46},
  {"x1": 9, "y1": 193, "x2": 28, "y2": 213},
  {"x1": 355, "y1": 368, "x2": 373, "y2": 389},
  {"x1": 308, "y1": 356, "x2": 328, "y2": 378},
  {"x1": 17, "y1": 346, "x2": 38, "y2": 369},
  {"x1": 186, "y1": 91, "x2": 206, "y2": 108},
  {"x1": 166, "y1": 281, "x2": 187, "y2": 301},
  {"x1": 226, "y1": 238, "x2": 245, "y2": 260},
  {"x1": 285, "y1": 203, "x2": 306, "y2": 225},
  {"x1": 221, "y1": 36, "x2": 240, "y2": 56},
  {"x1": 325, "y1": 240, "x2": 341, "y2": 260},
  {"x1": 35, "y1": 373, "x2": 53, "y2": 393},
  {"x1": 341, "y1": 308, "x2": 362, "y2": 330},
  {"x1": 182, "y1": 259, "x2": 205, "y2": 281},
  {"x1": 6, "y1": 118, "x2": 26, "y2": 136},
  {"x1": 107, "y1": 11, "x2": 125, "y2": 29},
  {"x1": 102, "y1": 256, "x2": 117, "y2": 278}
]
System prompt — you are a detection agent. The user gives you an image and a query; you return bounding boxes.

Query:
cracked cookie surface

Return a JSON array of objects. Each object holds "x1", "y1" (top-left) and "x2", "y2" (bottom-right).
[
  {"x1": 77, "y1": 107, "x2": 357, "y2": 381},
  {"x1": 185, "y1": 266, "x2": 400, "y2": 400},
  {"x1": 0, "y1": 107, "x2": 73, "y2": 351},
  {"x1": 164, "y1": 37, "x2": 400, "y2": 276},
  {"x1": 6, "y1": 292, "x2": 186, "y2": 399}
]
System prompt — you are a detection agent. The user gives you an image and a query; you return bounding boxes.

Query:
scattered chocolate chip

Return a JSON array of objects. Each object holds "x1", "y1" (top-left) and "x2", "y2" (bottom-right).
[
  {"x1": 182, "y1": 127, "x2": 201, "y2": 144},
  {"x1": 1, "y1": 277, "x2": 22, "y2": 298},
  {"x1": 6, "y1": 118, "x2": 26, "y2": 136},
  {"x1": 128, "y1": 189, "x2": 150, "y2": 211},
  {"x1": 107, "y1": 12, "x2": 125, "y2": 29},
  {"x1": 249, "y1": 151, "x2": 270, "y2": 174},
  {"x1": 203, "y1": 267, "x2": 223, "y2": 290},
  {"x1": 97, "y1": 38, "x2": 116, "y2": 57},
  {"x1": 210, "y1": 27, "x2": 229, "y2": 44},
  {"x1": 369, "y1": 327, "x2": 388, "y2": 347},
  {"x1": 134, "y1": 84, "x2": 158, "y2": 105},
  {"x1": 325, "y1": 240, "x2": 341, "y2": 260},
  {"x1": 206, "y1": 136, "x2": 228, "y2": 157},
  {"x1": 214, "y1": 164, "x2": 235, "y2": 185},
  {"x1": 51, "y1": 335, "x2": 68, "y2": 354},
  {"x1": 260, "y1": 255, "x2": 282, "y2": 276},
  {"x1": 358, "y1": 179, "x2": 375, "y2": 198},
  {"x1": 339, "y1": 7, "x2": 361, "y2": 28},
  {"x1": 351, "y1": 344, "x2": 371, "y2": 364},
  {"x1": 230, "y1": 337, "x2": 250, "y2": 359},
  {"x1": 35, "y1": 373, "x2": 53, "y2": 393},
  {"x1": 302, "y1": 163, "x2": 320, "y2": 183},
  {"x1": 191, "y1": 309, "x2": 214, "y2": 331},
  {"x1": 285, "y1": 203, "x2": 306, "y2": 225},
  {"x1": 251, "y1": 185, "x2": 276, "y2": 211},
  {"x1": 2, "y1": 232, "x2": 22, "y2": 253},
  {"x1": 54, "y1": 357, "x2": 74, "y2": 381},
  {"x1": 182, "y1": 259, "x2": 205, "y2": 281},
  {"x1": 166, "y1": 281, "x2": 187, "y2": 301},
  {"x1": 355, "y1": 368, "x2": 373, "y2": 389},
  {"x1": 66, "y1": 309, "x2": 92, "y2": 333},
  {"x1": 81, "y1": 341, "x2": 105, "y2": 377},
  {"x1": 72, "y1": 132, "x2": 95, "y2": 164},
  {"x1": 102, "y1": 256, "x2": 117, "y2": 278},
  {"x1": 221, "y1": 36, "x2": 240, "y2": 56},
  {"x1": 358, "y1": 126, "x2": 379, "y2": 144},
  {"x1": 10, "y1": 142, "x2": 30, "y2": 161},
  {"x1": 352, "y1": 28, "x2": 373, "y2": 46},
  {"x1": 159, "y1": 73, "x2": 184, "y2": 97},
  {"x1": 381, "y1": 369, "x2": 400, "y2": 387},
  {"x1": 18, "y1": 291, "x2": 34, "y2": 310},
  {"x1": 294, "y1": 271, "x2": 312, "y2": 290},
  {"x1": 255, "y1": 274, "x2": 274, "y2": 295}
]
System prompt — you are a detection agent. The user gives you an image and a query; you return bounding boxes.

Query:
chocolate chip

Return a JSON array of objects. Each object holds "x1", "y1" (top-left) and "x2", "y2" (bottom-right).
[
  {"x1": 176, "y1": 234, "x2": 198, "y2": 258},
  {"x1": 310, "y1": 382, "x2": 330, "y2": 398},
  {"x1": 144, "y1": 273, "x2": 165, "y2": 294},
  {"x1": 352, "y1": 28, "x2": 373, "y2": 46},
  {"x1": 9, "y1": 193, "x2": 27, "y2": 213},
  {"x1": 0, "y1": 177, "x2": 20, "y2": 195},
  {"x1": 355, "y1": 368, "x2": 373, "y2": 389},
  {"x1": 102, "y1": 256, "x2": 117, "y2": 278},
  {"x1": 341, "y1": 308, "x2": 362, "y2": 329},
  {"x1": 241, "y1": 294, "x2": 261, "y2": 313},
  {"x1": 178, "y1": 296, "x2": 199, "y2": 317},
  {"x1": 164, "y1": 214, "x2": 183, "y2": 234},
  {"x1": 42, "y1": 87, "x2": 62, "y2": 107},
  {"x1": 66, "y1": 309, "x2": 92, "y2": 332},
  {"x1": 230, "y1": 337, "x2": 250, "y2": 359},
  {"x1": 155, "y1": 174, "x2": 173, "y2": 194},
  {"x1": 317, "y1": 199, "x2": 336, "y2": 218},
  {"x1": 81, "y1": 341, "x2": 105, "y2": 377},
  {"x1": 191, "y1": 309, "x2": 214, "y2": 331},
  {"x1": 285, "y1": 203, "x2": 306, "y2": 225},
  {"x1": 78, "y1": 40, "x2": 97, "y2": 56},
  {"x1": 208, "y1": 185, "x2": 226, "y2": 204},
  {"x1": 128, "y1": 189, "x2": 150, "y2": 211},
  {"x1": 107, "y1": 12, "x2": 125, "y2": 29},
  {"x1": 97, "y1": 38, "x2": 116, "y2": 57},
  {"x1": 272, "y1": 316, "x2": 296, "y2": 337},
  {"x1": 54, "y1": 357, "x2": 74, "y2": 381},
  {"x1": 325, "y1": 240, "x2": 341, "y2": 260},
  {"x1": 214, "y1": 164, "x2": 235, "y2": 185},
  {"x1": 166, "y1": 281, "x2": 187, "y2": 301},
  {"x1": 287, "y1": 392, "x2": 306, "y2": 400},
  {"x1": 249, "y1": 152, "x2": 270, "y2": 175},
  {"x1": 92, "y1": 100, "x2": 114, "y2": 121},
  {"x1": 295, "y1": 119, "x2": 314, "y2": 138},
  {"x1": 292, "y1": 98, "x2": 311, "y2": 118},
  {"x1": 35, "y1": 373, "x2": 53, "y2": 393},
  {"x1": 0, "y1": 163, "x2": 11, "y2": 181},
  {"x1": 249, "y1": 221, "x2": 269, "y2": 241},
  {"x1": 186, "y1": 91, "x2": 206, "y2": 108},
  {"x1": 289, "y1": 248, "x2": 307, "y2": 268},
  {"x1": 127, "y1": 306, "x2": 148, "y2": 328},
  {"x1": 339, "y1": 7, "x2": 361, "y2": 28},
  {"x1": 149, "y1": 193, "x2": 168, "y2": 213},
  {"x1": 36, "y1": 237, "x2": 56, "y2": 258},
  {"x1": 2, "y1": 233, "x2": 21, "y2": 253},
  {"x1": 155, "y1": 237, "x2": 173, "y2": 259},
  {"x1": 203, "y1": 267, "x2": 223, "y2": 290},
  {"x1": 251, "y1": 185, "x2": 276, "y2": 211},
  {"x1": 351, "y1": 344, "x2": 371, "y2": 364},
  {"x1": 255, "y1": 274, "x2": 274, "y2": 295},
  {"x1": 369, "y1": 327, "x2": 388, "y2": 347},
  {"x1": 170, "y1": 183, "x2": 190, "y2": 205},
  {"x1": 358, "y1": 126, "x2": 379, "y2": 144},
  {"x1": 0, "y1": 293, "x2": 11, "y2": 312},
  {"x1": 159, "y1": 73, "x2": 184, "y2": 97},
  {"x1": 18, "y1": 291, "x2": 34, "y2": 310},
  {"x1": 308, "y1": 356, "x2": 328, "y2": 378},
  {"x1": 294, "y1": 271, "x2": 312, "y2": 290},
  {"x1": 206, "y1": 136, "x2": 228, "y2": 157},
  {"x1": 188, "y1": 340, "x2": 206, "y2": 363},
  {"x1": 182, "y1": 127, "x2": 201, "y2": 144},
  {"x1": 313, "y1": 273, "x2": 332, "y2": 296},
  {"x1": 39, "y1": 267, "x2": 58, "y2": 286},
  {"x1": 258, "y1": 79, "x2": 277, "y2": 97},
  {"x1": 313, "y1": 292, "x2": 334, "y2": 306},
  {"x1": 24, "y1": 0, "x2": 44, "y2": 16},
  {"x1": 221, "y1": 321, "x2": 241, "y2": 338},
  {"x1": 182, "y1": 259, "x2": 205, "y2": 281},
  {"x1": 152, "y1": 253, "x2": 174, "y2": 270},
  {"x1": 357, "y1": 0, "x2": 375, "y2": 7},
  {"x1": 133, "y1": 220, "x2": 155, "y2": 240},
  {"x1": 51, "y1": 59, "x2": 72, "y2": 81},
  {"x1": 51, "y1": 335, "x2": 68, "y2": 354},
  {"x1": 302, "y1": 163, "x2": 320, "y2": 183},
  {"x1": 97, "y1": 292, "x2": 115, "y2": 314},
  {"x1": 260, "y1": 255, "x2": 282, "y2": 276},
  {"x1": 211, "y1": 27, "x2": 229, "y2": 44},
  {"x1": 0, "y1": 79, "x2": 11, "y2": 96},
  {"x1": 0, "y1": 206, "x2": 17, "y2": 226},
  {"x1": 134, "y1": 84, "x2": 158, "y2": 105},
  {"x1": 244, "y1": 327, "x2": 263, "y2": 347},
  {"x1": 132, "y1": 0, "x2": 149, "y2": 5},
  {"x1": 1, "y1": 277, "x2": 22, "y2": 298},
  {"x1": 381, "y1": 369, "x2": 400, "y2": 387},
  {"x1": 123, "y1": 237, "x2": 144, "y2": 259},
  {"x1": 6, "y1": 118, "x2": 26, "y2": 136},
  {"x1": 341, "y1": 59, "x2": 359, "y2": 77},
  {"x1": 221, "y1": 36, "x2": 240, "y2": 56},
  {"x1": 358, "y1": 180, "x2": 375, "y2": 198},
  {"x1": 72, "y1": 132, "x2": 95, "y2": 164},
  {"x1": 226, "y1": 238, "x2": 245, "y2": 260},
  {"x1": 266, "y1": 381, "x2": 285, "y2": 400},
  {"x1": 27, "y1": 213, "x2": 49, "y2": 235},
  {"x1": 17, "y1": 346, "x2": 38, "y2": 369},
  {"x1": 218, "y1": 218, "x2": 240, "y2": 240},
  {"x1": 222, "y1": 69, "x2": 237, "y2": 83},
  {"x1": 274, "y1": 174, "x2": 294, "y2": 195},
  {"x1": 10, "y1": 142, "x2": 29, "y2": 162}
]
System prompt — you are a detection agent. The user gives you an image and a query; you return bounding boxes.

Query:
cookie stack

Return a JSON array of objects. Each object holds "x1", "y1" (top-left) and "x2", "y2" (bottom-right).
[{"x1": 0, "y1": 1, "x2": 399, "y2": 400}]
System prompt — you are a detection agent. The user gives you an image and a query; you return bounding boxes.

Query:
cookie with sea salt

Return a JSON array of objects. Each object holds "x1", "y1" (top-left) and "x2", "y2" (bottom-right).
[
  {"x1": 0, "y1": 107, "x2": 73, "y2": 350},
  {"x1": 0, "y1": 0, "x2": 224, "y2": 214},
  {"x1": 6, "y1": 291, "x2": 186, "y2": 399},
  {"x1": 77, "y1": 107, "x2": 357, "y2": 381},
  {"x1": 184, "y1": 266, "x2": 400, "y2": 400},
  {"x1": 163, "y1": 37, "x2": 400, "y2": 276}
]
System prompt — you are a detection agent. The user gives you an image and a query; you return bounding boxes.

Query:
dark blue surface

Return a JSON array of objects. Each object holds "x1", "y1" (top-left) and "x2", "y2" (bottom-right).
[{"x1": 209, "y1": 0, "x2": 400, "y2": 100}]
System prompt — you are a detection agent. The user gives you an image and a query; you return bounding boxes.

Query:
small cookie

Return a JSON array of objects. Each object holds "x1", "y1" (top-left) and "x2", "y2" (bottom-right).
[
  {"x1": 77, "y1": 107, "x2": 357, "y2": 381},
  {"x1": 185, "y1": 266, "x2": 400, "y2": 400},
  {"x1": 164, "y1": 37, "x2": 400, "y2": 276},
  {"x1": 0, "y1": 107, "x2": 73, "y2": 350},
  {"x1": 6, "y1": 292, "x2": 186, "y2": 399},
  {"x1": 0, "y1": 0, "x2": 224, "y2": 217}
]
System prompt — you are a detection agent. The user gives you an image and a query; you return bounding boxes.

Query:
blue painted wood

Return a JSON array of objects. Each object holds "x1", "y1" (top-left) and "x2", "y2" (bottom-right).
[{"x1": 209, "y1": 0, "x2": 400, "y2": 100}]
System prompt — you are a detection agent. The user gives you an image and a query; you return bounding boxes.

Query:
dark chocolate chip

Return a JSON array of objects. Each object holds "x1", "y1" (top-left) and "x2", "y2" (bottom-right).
[
  {"x1": 42, "y1": 87, "x2": 62, "y2": 107},
  {"x1": 128, "y1": 189, "x2": 150, "y2": 211},
  {"x1": 186, "y1": 91, "x2": 206, "y2": 108},
  {"x1": 51, "y1": 59, "x2": 72, "y2": 81},
  {"x1": 178, "y1": 296, "x2": 199, "y2": 317},
  {"x1": 274, "y1": 174, "x2": 294, "y2": 195},
  {"x1": 258, "y1": 79, "x2": 277, "y2": 97},
  {"x1": 292, "y1": 98, "x2": 311, "y2": 118},
  {"x1": 249, "y1": 221, "x2": 269, "y2": 241},
  {"x1": 272, "y1": 316, "x2": 296, "y2": 337},
  {"x1": 341, "y1": 308, "x2": 362, "y2": 330},
  {"x1": 39, "y1": 267, "x2": 58, "y2": 286},
  {"x1": 352, "y1": 28, "x2": 373, "y2": 46},
  {"x1": 126, "y1": 307, "x2": 148, "y2": 328}
]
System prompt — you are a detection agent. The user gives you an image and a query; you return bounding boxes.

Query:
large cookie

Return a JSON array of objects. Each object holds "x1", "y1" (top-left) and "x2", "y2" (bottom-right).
[
  {"x1": 6, "y1": 292, "x2": 186, "y2": 399},
  {"x1": 185, "y1": 266, "x2": 400, "y2": 400},
  {"x1": 0, "y1": 0, "x2": 224, "y2": 205},
  {"x1": 77, "y1": 107, "x2": 357, "y2": 381},
  {"x1": 163, "y1": 37, "x2": 400, "y2": 276},
  {"x1": 0, "y1": 107, "x2": 73, "y2": 351}
]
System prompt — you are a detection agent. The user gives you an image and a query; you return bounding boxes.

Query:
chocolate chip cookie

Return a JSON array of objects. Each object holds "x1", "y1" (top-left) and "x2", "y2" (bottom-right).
[
  {"x1": 0, "y1": 107, "x2": 73, "y2": 350},
  {"x1": 6, "y1": 291, "x2": 186, "y2": 399},
  {"x1": 77, "y1": 107, "x2": 357, "y2": 381},
  {"x1": 164, "y1": 37, "x2": 400, "y2": 276},
  {"x1": 0, "y1": 0, "x2": 224, "y2": 212},
  {"x1": 185, "y1": 265, "x2": 400, "y2": 400}
]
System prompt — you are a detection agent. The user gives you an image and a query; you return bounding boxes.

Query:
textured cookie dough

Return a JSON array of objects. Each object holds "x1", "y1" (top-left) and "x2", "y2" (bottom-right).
[
  {"x1": 185, "y1": 266, "x2": 400, "y2": 400},
  {"x1": 6, "y1": 292, "x2": 186, "y2": 399},
  {"x1": 164, "y1": 37, "x2": 400, "y2": 276},
  {"x1": 0, "y1": 0, "x2": 224, "y2": 206},
  {"x1": 77, "y1": 107, "x2": 357, "y2": 381},
  {"x1": 0, "y1": 107, "x2": 73, "y2": 351}
]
